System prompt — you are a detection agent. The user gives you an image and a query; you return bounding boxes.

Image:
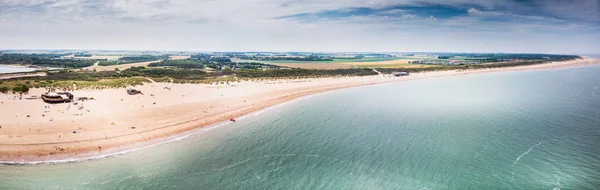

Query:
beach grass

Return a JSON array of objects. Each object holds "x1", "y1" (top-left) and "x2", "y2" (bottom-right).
[{"x1": 0, "y1": 77, "x2": 150, "y2": 93}]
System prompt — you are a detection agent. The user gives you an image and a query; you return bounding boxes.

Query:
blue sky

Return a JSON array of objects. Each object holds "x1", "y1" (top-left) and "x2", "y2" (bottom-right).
[{"x1": 0, "y1": 0, "x2": 598, "y2": 53}]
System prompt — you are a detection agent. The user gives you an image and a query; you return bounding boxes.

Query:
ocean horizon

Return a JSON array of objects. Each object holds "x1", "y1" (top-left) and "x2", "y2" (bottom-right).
[{"x1": 1, "y1": 65, "x2": 599, "y2": 189}]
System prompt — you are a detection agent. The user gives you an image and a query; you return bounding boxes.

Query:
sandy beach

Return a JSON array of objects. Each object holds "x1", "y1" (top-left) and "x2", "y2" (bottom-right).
[{"x1": 0, "y1": 58, "x2": 598, "y2": 163}]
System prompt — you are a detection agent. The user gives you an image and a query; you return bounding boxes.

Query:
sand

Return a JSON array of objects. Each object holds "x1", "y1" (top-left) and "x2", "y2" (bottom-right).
[
  {"x1": 81, "y1": 60, "x2": 163, "y2": 72},
  {"x1": 0, "y1": 58, "x2": 597, "y2": 163}
]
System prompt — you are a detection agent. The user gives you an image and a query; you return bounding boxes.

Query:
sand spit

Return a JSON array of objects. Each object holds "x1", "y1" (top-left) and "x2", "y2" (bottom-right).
[{"x1": 0, "y1": 58, "x2": 597, "y2": 163}]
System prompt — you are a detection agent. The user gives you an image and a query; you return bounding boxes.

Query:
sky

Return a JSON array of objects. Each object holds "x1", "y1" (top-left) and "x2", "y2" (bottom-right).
[{"x1": 0, "y1": 0, "x2": 598, "y2": 54}]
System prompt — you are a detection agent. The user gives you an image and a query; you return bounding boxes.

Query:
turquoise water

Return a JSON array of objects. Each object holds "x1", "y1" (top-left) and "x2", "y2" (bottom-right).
[{"x1": 1, "y1": 65, "x2": 600, "y2": 189}]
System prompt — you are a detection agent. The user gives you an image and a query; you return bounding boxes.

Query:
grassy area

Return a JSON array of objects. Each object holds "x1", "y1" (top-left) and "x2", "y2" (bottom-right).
[
  {"x1": 0, "y1": 77, "x2": 150, "y2": 93},
  {"x1": 50, "y1": 77, "x2": 149, "y2": 91}
]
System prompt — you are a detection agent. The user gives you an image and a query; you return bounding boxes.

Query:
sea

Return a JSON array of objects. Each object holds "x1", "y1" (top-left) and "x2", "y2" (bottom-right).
[{"x1": 1, "y1": 64, "x2": 599, "y2": 189}]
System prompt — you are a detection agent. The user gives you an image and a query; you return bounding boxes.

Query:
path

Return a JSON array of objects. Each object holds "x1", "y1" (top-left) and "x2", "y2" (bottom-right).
[{"x1": 371, "y1": 68, "x2": 382, "y2": 75}]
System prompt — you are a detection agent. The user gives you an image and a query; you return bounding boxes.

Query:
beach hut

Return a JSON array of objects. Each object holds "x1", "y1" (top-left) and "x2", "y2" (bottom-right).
[
  {"x1": 392, "y1": 72, "x2": 410, "y2": 77},
  {"x1": 127, "y1": 88, "x2": 142, "y2": 95},
  {"x1": 41, "y1": 92, "x2": 73, "y2": 103}
]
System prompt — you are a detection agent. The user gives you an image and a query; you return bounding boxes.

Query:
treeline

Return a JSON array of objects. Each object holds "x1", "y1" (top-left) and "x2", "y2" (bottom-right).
[
  {"x1": 150, "y1": 54, "x2": 278, "y2": 70},
  {"x1": 437, "y1": 53, "x2": 580, "y2": 61},
  {"x1": 236, "y1": 68, "x2": 376, "y2": 78},
  {"x1": 210, "y1": 57, "x2": 231, "y2": 62},
  {"x1": 119, "y1": 55, "x2": 169, "y2": 62},
  {"x1": 149, "y1": 60, "x2": 280, "y2": 70},
  {"x1": 206, "y1": 62, "x2": 280, "y2": 70},
  {"x1": 0, "y1": 53, "x2": 95, "y2": 68},
  {"x1": 74, "y1": 53, "x2": 92, "y2": 57},
  {"x1": 236, "y1": 55, "x2": 333, "y2": 62},
  {"x1": 190, "y1": 54, "x2": 211, "y2": 60},
  {"x1": 190, "y1": 54, "x2": 231, "y2": 62},
  {"x1": 463, "y1": 54, "x2": 580, "y2": 62},
  {"x1": 378, "y1": 57, "x2": 579, "y2": 74},
  {"x1": 148, "y1": 59, "x2": 206, "y2": 69},
  {"x1": 98, "y1": 61, "x2": 120, "y2": 66}
]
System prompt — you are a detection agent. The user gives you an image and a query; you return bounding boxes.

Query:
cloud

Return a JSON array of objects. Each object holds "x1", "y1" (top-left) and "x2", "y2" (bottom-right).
[
  {"x1": 0, "y1": 0, "x2": 598, "y2": 53},
  {"x1": 428, "y1": 15, "x2": 437, "y2": 22}
]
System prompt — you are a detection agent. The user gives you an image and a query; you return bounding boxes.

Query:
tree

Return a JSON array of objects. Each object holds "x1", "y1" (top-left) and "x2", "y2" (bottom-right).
[{"x1": 0, "y1": 86, "x2": 8, "y2": 93}]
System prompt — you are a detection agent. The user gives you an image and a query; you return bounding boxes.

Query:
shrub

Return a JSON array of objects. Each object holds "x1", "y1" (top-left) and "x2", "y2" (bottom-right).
[
  {"x1": 20, "y1": 84, "x2": 29, "y2": 93},
  {"x1": 12, "y1": 86, "x2": 21, "y2": 92}
]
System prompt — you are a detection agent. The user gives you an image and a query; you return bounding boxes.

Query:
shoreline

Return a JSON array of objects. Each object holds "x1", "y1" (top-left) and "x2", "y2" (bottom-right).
[{"x1": 0, "y1": 58, "x2": 598, "y2": 164}]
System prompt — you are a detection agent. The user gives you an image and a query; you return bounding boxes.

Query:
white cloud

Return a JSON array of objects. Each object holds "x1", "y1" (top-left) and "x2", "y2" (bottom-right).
[{"x1": 0, "y1": 0, "x2": 598, "y2": 53}]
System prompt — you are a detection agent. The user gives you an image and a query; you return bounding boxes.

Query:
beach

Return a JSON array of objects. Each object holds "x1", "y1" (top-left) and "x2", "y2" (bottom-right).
[{"x1": 0, "y1": 58, "x2": 598, "y2": 163}]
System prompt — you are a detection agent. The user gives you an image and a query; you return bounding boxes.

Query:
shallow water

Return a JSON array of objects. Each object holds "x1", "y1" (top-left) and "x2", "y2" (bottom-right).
[
  {"x1": 0, "y1": 65, "x2": 36, "y2": 74},
  {"x1": 1, "y1": 65, "x2": 600, "y2": 189}
]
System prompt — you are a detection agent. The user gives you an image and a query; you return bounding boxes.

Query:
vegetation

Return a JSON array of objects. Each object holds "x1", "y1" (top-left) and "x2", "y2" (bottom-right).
[
  {"x1": 237, "y1": 55, "x2": 333, "y2": 62},
  {"x1": 98, "y1": 61, "x2": 120, "y2": 66},
  {"x1": 0, "y1": 82, "x2": 31, "y2": 94},
  {"x1": 0, "y1": 52, "x2": 582, "y2": 93},
  {"x1": 118, "y1": 55, "x2": 169, "y2": 63},
  {"x1": 210, "y1": 57, "x2": 232, "y2": 63},
  {"x1": 236, "y1": 68, "x2": 376, "y2": 78},
  {"x1": 0, "y1": 53, "x2": 96, "y2": 68},
  {"x1": 377, "y1": 57, "x2": 580, "y2": 74},
  {"x1": 74, "y1": 53, "x2": 92, "y2": 57},
  {"x1": 148, "y1": 59, "x2": 206, "y2": 69},
  {"x1": 206, "y1": 62, "x2": 280, "y2": 70},
  {"x1": 149, "y1": 55, "x2": 279, "y2": 70}
]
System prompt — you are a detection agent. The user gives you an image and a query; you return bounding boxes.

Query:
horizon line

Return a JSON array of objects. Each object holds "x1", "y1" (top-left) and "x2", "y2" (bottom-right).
[{"x1": 0, "y1": 49, "x2": 596, "y2": 55}]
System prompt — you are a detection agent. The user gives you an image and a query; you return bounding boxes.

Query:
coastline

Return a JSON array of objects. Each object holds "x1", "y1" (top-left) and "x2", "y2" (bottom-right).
[{"x1": 0, "y1": 58, "x2": 598, "y2": 164}]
